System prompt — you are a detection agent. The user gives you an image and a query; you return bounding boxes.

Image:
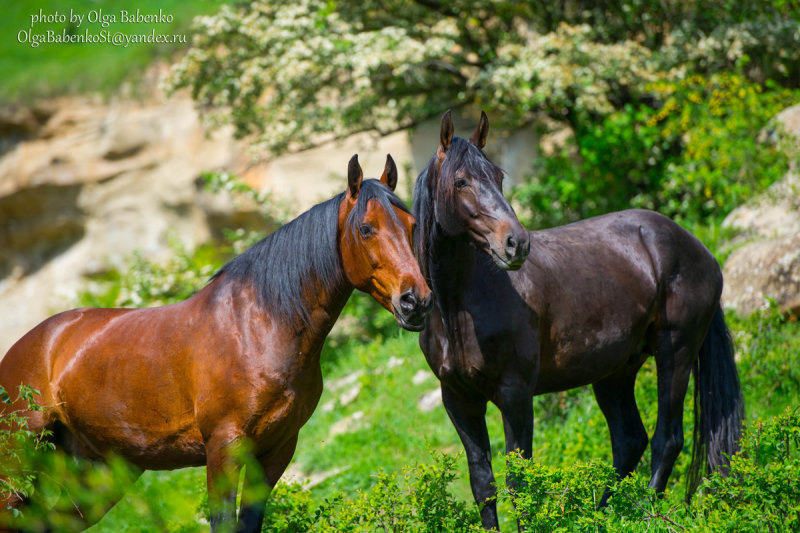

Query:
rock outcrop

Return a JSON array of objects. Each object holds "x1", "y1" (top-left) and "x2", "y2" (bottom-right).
[{"x1": 722, "y1": 104, "x2": 800, "y2": 317}]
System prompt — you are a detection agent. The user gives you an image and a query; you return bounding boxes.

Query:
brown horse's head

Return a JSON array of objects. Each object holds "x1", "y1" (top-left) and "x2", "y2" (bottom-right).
[
  {"x1": 418, "y1": 110, "x2": 530, "y2": 270},
  {"x1": 339, "y1": 155, "x2": 432, "y2": 331}
]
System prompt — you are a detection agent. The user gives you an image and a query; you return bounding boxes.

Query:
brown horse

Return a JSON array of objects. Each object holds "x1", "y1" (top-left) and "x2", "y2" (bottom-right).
[
  {"x1": 413, "y1": 111, "x2": 744, "y2": 530},
  {"x1": 0, "y1": 154, "x2": 432, "y2": 532}
]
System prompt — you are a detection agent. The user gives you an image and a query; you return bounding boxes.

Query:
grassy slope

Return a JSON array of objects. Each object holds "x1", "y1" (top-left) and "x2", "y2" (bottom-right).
[{"x1": 0, "y1": 0, "x2": 229, "y2": 102}]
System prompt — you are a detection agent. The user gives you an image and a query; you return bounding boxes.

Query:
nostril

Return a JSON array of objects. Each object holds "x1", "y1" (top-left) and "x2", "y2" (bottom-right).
[
  {"x1": 505, "y1": 234, "x2": 518, "y2": 257},
  {"x1": 399, "y1": 289, "x2": 418, "y2": 312}
]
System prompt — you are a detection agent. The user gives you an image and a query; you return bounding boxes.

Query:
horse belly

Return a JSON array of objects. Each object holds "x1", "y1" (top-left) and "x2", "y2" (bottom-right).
[
  {"x1": 535, "y1": 343, "x2": 641, "y2": 394},
  {"x1": 534, "y1": 317, "x2": 649, "y2": 395},
  {"x1": 56, "y1": 375, "x2": 206, "y2": 468}
]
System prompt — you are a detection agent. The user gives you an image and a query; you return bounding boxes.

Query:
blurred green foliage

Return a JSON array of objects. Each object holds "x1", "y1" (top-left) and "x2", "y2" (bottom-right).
[
  {"x1": 263, "y1": 451, "x2": 479, "y2": 532},
  {"x1": 0, "y1": 0, "x2": 231, "y2": 102}
]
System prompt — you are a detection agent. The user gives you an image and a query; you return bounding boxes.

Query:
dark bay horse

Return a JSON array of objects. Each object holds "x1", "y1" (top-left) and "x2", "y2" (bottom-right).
[
  {"x1": 0, "y1": 154, "x2": 432, "y2": 532},
  {"x1": 413, "y1": 111, "x2": 744, "y2": 530}
]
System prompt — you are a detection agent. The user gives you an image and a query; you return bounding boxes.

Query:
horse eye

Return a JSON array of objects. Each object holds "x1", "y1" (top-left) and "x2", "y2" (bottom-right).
[
  {"x1": 455, "y1": 178, "x2": 469, "y2": 189},
  {"x1": 359, "y1": 224, "x2": 373, "y2": 237}
]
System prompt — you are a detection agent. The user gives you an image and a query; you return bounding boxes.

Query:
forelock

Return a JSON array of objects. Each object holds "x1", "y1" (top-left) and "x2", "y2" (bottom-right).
[
  {"x1": 346, "y1": 178, "x2": 410, "y2": 239},
  {"x1": 439, "y1": 137, "x2": 503, "y2": 185}
]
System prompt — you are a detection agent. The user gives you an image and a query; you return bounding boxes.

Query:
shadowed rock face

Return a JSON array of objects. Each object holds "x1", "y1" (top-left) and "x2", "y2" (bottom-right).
[
  {"x1": 0, "y1": 183, "x2": 85, "y2": 280},
  {"x1": 722, "y1": 104, "x2": 800, "y2": 317}
]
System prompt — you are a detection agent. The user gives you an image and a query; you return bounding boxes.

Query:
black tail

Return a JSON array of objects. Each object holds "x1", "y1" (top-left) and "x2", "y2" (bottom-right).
[{"x1": 687, "y1": 305, "x2": 745, "y2": 498}]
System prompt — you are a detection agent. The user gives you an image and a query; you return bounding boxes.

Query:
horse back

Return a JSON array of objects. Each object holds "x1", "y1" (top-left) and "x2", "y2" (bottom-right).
[{"x1": 527, "y1": 209, "x2": 720, "y2": 317}]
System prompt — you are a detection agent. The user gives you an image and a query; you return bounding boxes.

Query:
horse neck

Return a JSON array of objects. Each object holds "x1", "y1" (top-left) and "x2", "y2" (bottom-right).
[
  {"x1": 296, "y1": 279, "x2": 353, "y2": 342},
  {"x1": 425, "y1": 224, "x2": 477, "y2": 309},
  {"x1": 204, "y1": 269, "x2": 353, "y2": 359}
]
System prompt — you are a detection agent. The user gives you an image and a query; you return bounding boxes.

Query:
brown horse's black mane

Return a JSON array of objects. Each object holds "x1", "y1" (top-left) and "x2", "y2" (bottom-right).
[{"x1": 213, "y1": 179, "x2": 410, "y2": 326}]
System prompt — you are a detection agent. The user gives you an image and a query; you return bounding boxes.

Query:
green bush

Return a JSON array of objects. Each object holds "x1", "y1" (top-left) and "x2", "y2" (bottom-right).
[
  {"x1": 690, "y1": 408, "x2": 800, "y2": 533},
  {"x1": 251, "y1": 406, "x2": 800, "y2": 532},
  {"x1": 263, "y1": 451, "x2": 480, "y2": 532},
  {"x1": 502, "y1": 457, "x2": 616, "y2": 531},
  {"x1": 0, "y1": 385, "x2": 53, "y2": 518},
  {"x1": 515, "y1": 73, "x2": 799, "y2": 228}
]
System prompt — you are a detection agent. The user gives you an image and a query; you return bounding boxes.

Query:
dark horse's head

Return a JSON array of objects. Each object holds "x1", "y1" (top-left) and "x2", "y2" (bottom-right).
[{"x1": 415, "y1": 110, "x2": 530, "y2": 270}]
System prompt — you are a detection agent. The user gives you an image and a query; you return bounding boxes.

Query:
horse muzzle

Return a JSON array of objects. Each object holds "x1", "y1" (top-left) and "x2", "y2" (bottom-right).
[
  {"x1": 392, "y1": 288, "x2": 433, "y2": 331},
  {"x1": 488, "y1": 228, "x2": 530, "y2": 271}
]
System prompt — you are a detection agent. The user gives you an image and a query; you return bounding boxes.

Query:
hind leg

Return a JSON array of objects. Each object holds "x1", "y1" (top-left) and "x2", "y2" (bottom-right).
[
  {"x1": 592, "y1": 366, "x2": 648, "y2": 506},
  {"x1": 649, "y1": 329, "x2": 697, "y2": 492}
]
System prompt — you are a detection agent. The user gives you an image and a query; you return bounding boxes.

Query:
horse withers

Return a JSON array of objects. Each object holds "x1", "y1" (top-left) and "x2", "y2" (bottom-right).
[
  {"x1": 413, "y1": 110, "x2": 744, "y2": 530},
  {"x1": 0, "y1": 154, "x2": 432, "y2": 532}
]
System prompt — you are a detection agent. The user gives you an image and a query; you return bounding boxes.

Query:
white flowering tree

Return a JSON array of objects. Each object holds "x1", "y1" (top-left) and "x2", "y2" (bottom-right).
[{"x1": 168, "y1": 0, "x2": 798, "y2": 155}]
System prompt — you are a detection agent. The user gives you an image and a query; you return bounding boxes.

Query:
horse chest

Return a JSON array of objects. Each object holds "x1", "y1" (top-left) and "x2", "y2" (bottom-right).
[
  {"x1": 243, "y1": 356, "x2": 323, "y2": 442},
  {"x1": 422, "y1": 310, "x2": 510, "y2": 395}
]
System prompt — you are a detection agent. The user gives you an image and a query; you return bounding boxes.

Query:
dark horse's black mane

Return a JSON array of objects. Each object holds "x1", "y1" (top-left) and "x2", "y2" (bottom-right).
[
  {"x1": 413, "y1": 136, "x2": 505, "y2": 342},
  {"x1": 213, "y1": 179, "x2": 410, "y2": 326}
]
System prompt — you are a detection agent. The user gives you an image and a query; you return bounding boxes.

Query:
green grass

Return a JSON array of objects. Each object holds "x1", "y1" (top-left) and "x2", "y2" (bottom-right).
[{"x1": 0, "y1": 0, "x2": 231, "y2": 102}]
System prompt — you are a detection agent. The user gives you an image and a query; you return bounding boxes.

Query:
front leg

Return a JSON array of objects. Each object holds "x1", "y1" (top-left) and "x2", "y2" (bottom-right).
[
  {"x1": 206, "y1": 433, "x2": 243, "y2": 533},
  {"x1": 497, "y1": 378, "x2": 534, "y2": 459},
  {"x1": 237, "y1": 435, "x2": 299, "y2": 533},
  {"x1": 441, "y1": 384, "x2": 498, "y2": 531},
  {"x1": 500, "y1": 393, "x2": 533, "y2": 467},
  {"x1": 497, "y1": 383, "x2": 534, "y2": 531}
]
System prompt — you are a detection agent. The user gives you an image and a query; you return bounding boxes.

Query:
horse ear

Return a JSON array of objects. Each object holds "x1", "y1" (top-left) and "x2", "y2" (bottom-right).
[
  {"x1": 347, "y1": 154, "x2": 363, "y2": 197},
  {"x1": 438, "y1": 110, "x2": 454, "y2": 157},
  {"x1": 380, "y1": 154, "x2": 398, "y2": 191},
  {"x1": 469, "y1": 110, "x2": 489, "y2": 149}
]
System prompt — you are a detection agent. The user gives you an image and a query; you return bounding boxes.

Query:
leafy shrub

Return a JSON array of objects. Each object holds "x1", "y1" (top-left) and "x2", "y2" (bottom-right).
[
  {"x1": 499, "y1": 407, "x2": 800, "y2": 532},
  {"x1": 79, "y1": 246, "x2": 217, "y2": 308},
  {"x1": 0, "y1": 385, "x2": 52, "y2": 518},
  {"x1": 254, "y1": 404, "x2": 800, "y2": 532},
  {"x1": 502, "y1": 457, "x2": 616, "y2": 531},
  {"x1": 689, "y1": 408, "x2": 800, "y2": 533},
  {"x1": 515, "y1": 74, "x2": 799, "y2": 228},
  {"x1": 263, "y1": 451, "x2": 480, "y2": 532}
]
